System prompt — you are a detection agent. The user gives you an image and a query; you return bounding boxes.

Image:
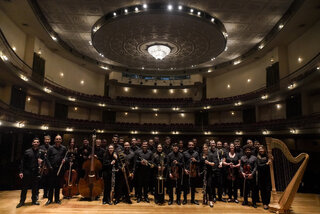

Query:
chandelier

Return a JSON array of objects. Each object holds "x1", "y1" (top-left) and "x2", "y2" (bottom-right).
[{"x1": 147, "y1": 44, "x2": 171, "y2": 60}]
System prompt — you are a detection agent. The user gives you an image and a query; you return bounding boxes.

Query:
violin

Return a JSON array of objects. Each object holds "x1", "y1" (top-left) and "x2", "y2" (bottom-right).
[
  {"x1": 78, "y1": 131, "x2": 103, "y2": 200},
  {"x1": 62, "y1": 157, "x2": 78, "y2": 198},
  {"x1": 171, "y1": 161, "x2": 179, "y2": 180},
  {"x1": 227, "y1": 164, "x2": 236, "y2": 181},
  {"x1": 189, "y1": 156, "x2": 197, "y2": 178},
  {"x1": 242, "y1": 164, "x2": 251, "y2": 179}
]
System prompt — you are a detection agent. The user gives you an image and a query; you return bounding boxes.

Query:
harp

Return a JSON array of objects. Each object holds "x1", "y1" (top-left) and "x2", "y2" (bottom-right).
[{"x1": 266, "y1": 137, "x2": 309, "y2": 214}]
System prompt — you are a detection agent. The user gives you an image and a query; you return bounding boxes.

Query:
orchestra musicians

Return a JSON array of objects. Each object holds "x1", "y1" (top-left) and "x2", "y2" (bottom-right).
[
  {"x1": 152, "y1": 144, "x2": 167, "y2": 204},
  {"x1": 15, "y1": 134, "x2": 276, "y2": 210},
  {"x1": 167, "y1": 143, "x2": 184, "y2": 205},
  {"x1": 222, "y1": 143, "x2": 240, "y2": 203},
  {"x1": 102, "y1": 144, "x2": 118, "y2": 205},
  {"x1": 240, "y1": 145, "x2": 258, "y2": 208},
  {"x1": 257, "y1": 145, "x2": 272, "y2": 210},
  {"x1": 182, "y1": 141, "x2": 200, "y2": 205},
  {"x1": 16, "y1": 137, "x2": 41, "y2": 208},
  {"x1": 46, "y1": 135, "x2": 67, "y2": 205},
  {"x1": 39, "y1": 135, "x2": 52, "y2": 199},
  {"x1": 135, "y1": 141, "x2": 153, "y2": 203}
]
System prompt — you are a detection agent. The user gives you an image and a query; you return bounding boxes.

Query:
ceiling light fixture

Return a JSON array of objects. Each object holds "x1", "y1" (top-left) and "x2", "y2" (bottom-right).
[
  {"x1": 147, "y1": 44, "x2": 171, "y2": 60},
  {"x1": 178, "y1": 5, "x2": 183, "y2": 10},
  {"x1": 143, "y1": 4, "x2": 147, "y2": 9},
  {"x1": 190, "y1": 9, "x2": 194, "y2": 13},
  {"x1": 124, "y1": 9, "x2": 128, "y2": 13},
  {"x1": 167, "y1": 5, "x2": 173, "y2": 10}
]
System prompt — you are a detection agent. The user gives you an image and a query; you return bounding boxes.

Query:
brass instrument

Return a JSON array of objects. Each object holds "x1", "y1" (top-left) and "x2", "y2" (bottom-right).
[
  {"x1": 157, "y1": 153, "x2": 165, "y2": 195},
  {"x1": 118, "y1": 151, "x2": 131, "y2": 195},
  {"x1": 139, "y1": 156, "x2": 154, "y2": 168}
]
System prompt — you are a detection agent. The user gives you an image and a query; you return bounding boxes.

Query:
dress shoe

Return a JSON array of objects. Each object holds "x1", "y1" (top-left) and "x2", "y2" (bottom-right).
[
  {"x1": 235, "y1": 199, "x2": 239, "y2": 203},
  {"x1": 108, "y1": 201, "x2": 113, "y2": 205},
  {"x1": 126, "y1": 199, "x2": 132, "y2": 204},
  {"x1": 32, "y1": 201, "x2": 40, "y2": 205},
  {"x1": 191, "y1": 200, "x2": 199, "y2": 205},
  {"x1": 209, "y1": 201, "x2": 214, "y2": 208},
  {"x1": 137, "y1": 198, "x2": 141, "y2": 203},
  {"x1": 213, "y1": 198, "x2": 217, "y2": 203},
  {"x1": 182, "y1": 199, "x2": 187, "y2": 205},
  {"x1": 253, "y1": 204, "x2": 257, "y2": 208},
  {"x1": 218, "y1": 198, "x2": 226, "y2": 202},
  {"x1": 102, "y1": 201, "x2": 107, "y2": 205},
  {"x1": 144, "y1": 198, "x2": 150, "y2": 203},
  {"x1": 55, "y1": 200, "x2": 62, "y2": 204},
  {"x1": 114, "y1": 200, "x2": 120, "y2": 205},
  {"x1": 263, "y1": 205, "x2": 269, "y2": 210},
  {"x1": 242, "y1": 201, "x2": 248, "y2": 206},
  {"x1": 16, "y1": 202, "x2": 24, "y2": 208},
  {"x1": 176, "y1": 199, "x2": 181, "y2": 205},
  {"x1": 168, "y1": 200, "x2": 173, "y2": 205},
  {"x1": 45, "y1": 200, "x2": 52, "y2": 206}
]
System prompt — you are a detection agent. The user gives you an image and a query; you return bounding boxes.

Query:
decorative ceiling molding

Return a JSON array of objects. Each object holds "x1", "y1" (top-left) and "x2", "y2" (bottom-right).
[{"x1": 28, "y1": 0, "x2": 303, "y2": 76}]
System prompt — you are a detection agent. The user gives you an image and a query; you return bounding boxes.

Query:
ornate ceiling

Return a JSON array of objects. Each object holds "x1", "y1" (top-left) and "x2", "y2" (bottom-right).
[{"x1": 31, "y1": 0, "x2": 295, "y2": 75}]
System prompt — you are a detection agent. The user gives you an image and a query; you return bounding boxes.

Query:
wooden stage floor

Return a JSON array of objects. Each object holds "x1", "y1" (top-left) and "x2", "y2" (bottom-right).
[{"x1": 0, "y1": 189, "x2": 319, "y2": 214}]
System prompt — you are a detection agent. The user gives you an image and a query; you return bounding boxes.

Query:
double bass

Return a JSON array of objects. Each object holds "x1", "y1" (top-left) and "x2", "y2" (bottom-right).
[{"x1": 78, "y1": 131, "x2": 103, "y2": 200}]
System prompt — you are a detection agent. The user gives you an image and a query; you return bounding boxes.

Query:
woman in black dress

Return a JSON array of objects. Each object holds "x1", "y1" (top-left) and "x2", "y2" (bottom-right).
[
  {"x1": 257, "y1": 145, "x2": 272, "y2": 210},
  {"x1": 222, "y1": 143, "x2": 240, "y2": 203},
  {"x1": 102, "y1": 144, "x2": 118, "y2": 205}
]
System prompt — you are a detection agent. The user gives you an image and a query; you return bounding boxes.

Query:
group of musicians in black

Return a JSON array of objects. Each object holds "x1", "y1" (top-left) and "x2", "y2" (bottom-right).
[{"x1": 16, "y1": 134, "x2": 272, "y2": 210}]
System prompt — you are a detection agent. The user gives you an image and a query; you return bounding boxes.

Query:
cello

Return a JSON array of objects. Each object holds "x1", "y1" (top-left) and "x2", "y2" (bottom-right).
[
  {"x1": 78, "y1": 131, "x2": 103, "y2": 200},
  {"x1": 62, "y1": 152, "x2": 78, "y2": 198}
]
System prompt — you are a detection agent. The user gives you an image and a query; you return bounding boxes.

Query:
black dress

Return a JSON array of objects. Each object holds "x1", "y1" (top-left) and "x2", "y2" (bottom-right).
[
  {"x1": 257, "y1": 154, "x2": 271, "y2": 205},
  {"x1": 225, "y1": 152, "x2": 240, "y2": 200}
]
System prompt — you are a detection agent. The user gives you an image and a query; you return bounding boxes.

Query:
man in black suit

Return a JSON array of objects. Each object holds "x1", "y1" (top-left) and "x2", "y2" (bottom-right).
[{"x1": 16, "y1": 137, "x2": 41, "y2": 208}]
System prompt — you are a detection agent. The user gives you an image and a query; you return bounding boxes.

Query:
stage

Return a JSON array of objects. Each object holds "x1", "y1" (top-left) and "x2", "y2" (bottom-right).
[{"x1": 1, "y1": 190, "x2": 319, "y2": 214}]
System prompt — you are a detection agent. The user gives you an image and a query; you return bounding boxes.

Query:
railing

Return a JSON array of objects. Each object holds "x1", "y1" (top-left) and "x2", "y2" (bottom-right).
[
  {"x1": 1, "y1": 29, "x2": 319, "y2": 109},
  {"x1": 1, "y1": 100, "x2": 319, "y2": 133}
]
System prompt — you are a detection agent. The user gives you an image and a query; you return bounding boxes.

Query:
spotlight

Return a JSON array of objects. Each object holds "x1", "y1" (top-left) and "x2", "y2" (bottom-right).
[
  {"x1": 143, "y1": 4, "x2": 147, "y2": 9},
  {"x1": 190, "y1": 9, "x2": 194, "y2": 13},
  {"x1": 168, "y1": 5, "x2": 173, "y2": 10},
  {"x1": 178, "y1": 5, "x2": 183, "y2": 10}
]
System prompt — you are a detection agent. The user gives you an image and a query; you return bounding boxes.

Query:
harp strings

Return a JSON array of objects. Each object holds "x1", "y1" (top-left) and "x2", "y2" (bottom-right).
[{"x1": 272, "y1": 148, "x2": 302, "y2": 191}]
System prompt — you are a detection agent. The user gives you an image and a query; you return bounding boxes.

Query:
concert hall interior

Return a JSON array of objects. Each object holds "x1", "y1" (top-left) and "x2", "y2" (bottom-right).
[{"x1": 0, "y1": 0, "x2": 320, "y2": 213}]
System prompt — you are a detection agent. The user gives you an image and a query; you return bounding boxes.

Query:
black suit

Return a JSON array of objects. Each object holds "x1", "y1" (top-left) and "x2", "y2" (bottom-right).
[
  {"x1": 19, "y1": 147, "x2": 40, "y2": 203},
  {"x1": 47, "y1": 145, "x2": 67, "y2": 202}
]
